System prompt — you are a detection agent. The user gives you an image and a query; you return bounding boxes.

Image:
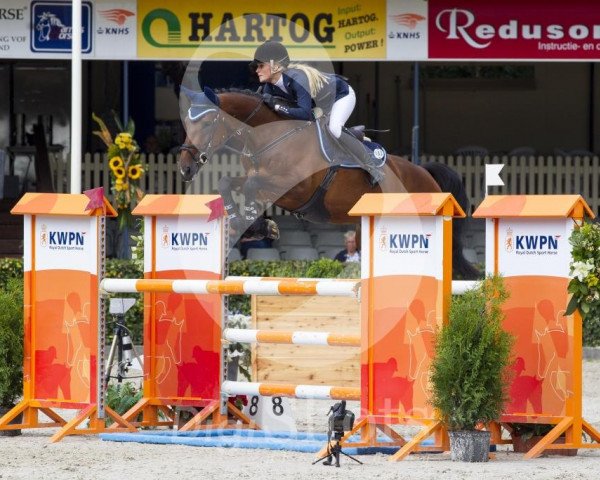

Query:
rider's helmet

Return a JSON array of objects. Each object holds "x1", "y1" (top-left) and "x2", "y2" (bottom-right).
[{"x1": 250, "y1": 41, "x2": 290, "y2": 70}]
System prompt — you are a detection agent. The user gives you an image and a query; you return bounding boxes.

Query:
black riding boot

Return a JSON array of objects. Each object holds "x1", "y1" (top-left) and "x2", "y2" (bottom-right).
[{"x1": 337, "y1": 131, "x2": 384, "y2": 186}]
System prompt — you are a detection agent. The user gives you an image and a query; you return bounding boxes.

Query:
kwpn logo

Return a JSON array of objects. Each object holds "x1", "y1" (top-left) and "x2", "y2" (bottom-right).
[
  {"x1": 170, "y1": 232, "x2": 210, "y2": 248},
  {"x1": 40, "y1": 224, "x2": 48, "y2": 247},
  {"x1": 160, "y1": 224, "x2": 210, "y2": 250},
  {"x1": 515, "y1": 234, "x2": 560, "y2": 251},
  {"x1": 383, "y1": 229, "x2": 433, "y2": 254},
  {"x1": 390, "y1": 233, "x2": 431, "y2": 250},
  {"x1": 31, "y1": 1, "x2": 92, "y2": 53},
  {"x1": 505, "y1": 227, "x2": 514, "y2": 252}
]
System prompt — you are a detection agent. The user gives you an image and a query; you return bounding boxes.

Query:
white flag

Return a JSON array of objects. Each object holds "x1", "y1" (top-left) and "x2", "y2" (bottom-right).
[{"x1": 485, "y1": 164, "x2": 505, "y2": 190}]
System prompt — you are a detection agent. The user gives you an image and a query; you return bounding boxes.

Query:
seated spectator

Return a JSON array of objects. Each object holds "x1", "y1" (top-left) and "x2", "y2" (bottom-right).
[
  {"x1": 239, "y1": 236, "x2": 273, "y2": 259},
  {"x1": 334, "y1": 231, "x2": 360, "y2": 263}
]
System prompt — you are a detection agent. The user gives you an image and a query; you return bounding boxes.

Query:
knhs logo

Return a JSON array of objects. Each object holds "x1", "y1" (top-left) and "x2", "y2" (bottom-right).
[
  {"x1": 170, "y1": 232, "x2": 209, "y2": 246},
  {"x1": 99, "y1": 9, "x2": 134, "y2": 26},
  {"x1": 49, "y1": 231, "x2": 85, "y2": 246},
  {"x1": 389, "y1": 233, "x2": 430, "y2": 249},
  {"x1": 142, "y1": 9, "x2": 334, "y2": 47},
  {"x1": 515, "y1": 235, "x2": 560, "y2": 250}
]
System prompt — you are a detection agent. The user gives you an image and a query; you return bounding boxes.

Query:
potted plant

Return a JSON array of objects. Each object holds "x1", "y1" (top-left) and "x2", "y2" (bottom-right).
[
  {"x1": 0, "y1": 278, "x2": 24, "y2": 436},
  {"x1": 429, "y1": 275, "x2": 514, "y2": 462}
]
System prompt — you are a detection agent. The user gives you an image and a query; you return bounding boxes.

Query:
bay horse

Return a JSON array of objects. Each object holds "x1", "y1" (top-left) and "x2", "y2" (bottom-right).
[{"x1": 178, "y1": 87, "x2": 479, "y2": 279}]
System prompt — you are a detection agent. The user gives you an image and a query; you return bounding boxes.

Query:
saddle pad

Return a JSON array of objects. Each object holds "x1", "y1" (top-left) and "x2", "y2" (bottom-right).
[{"x1": 315, "y1": 118, "x2": 387, "y2": 169}]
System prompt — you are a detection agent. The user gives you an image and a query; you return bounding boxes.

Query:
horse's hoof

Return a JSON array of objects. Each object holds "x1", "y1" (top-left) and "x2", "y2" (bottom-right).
[{"x1": 265, "y1": 219, "x2": 280, "y2": 240}]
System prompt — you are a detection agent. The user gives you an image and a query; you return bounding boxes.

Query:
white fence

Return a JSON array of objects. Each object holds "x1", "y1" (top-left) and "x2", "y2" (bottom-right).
[{"x1": 50, "y1": 152, "x2": 600, "y2": 215}]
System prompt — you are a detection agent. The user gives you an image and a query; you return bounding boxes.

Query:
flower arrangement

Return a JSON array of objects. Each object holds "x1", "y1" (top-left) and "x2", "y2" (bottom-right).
[
  {"x1": 92, "y1": 112, "x2": 144, "y2": 229},
  {"x1": 566, "y1": 221, "x2": 600, "y2": 346}
]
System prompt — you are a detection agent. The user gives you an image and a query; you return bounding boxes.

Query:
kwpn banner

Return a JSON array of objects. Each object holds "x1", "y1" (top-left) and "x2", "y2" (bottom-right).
[{"x1": 429, "y1": 0, "x2": 600, "y2": 60}]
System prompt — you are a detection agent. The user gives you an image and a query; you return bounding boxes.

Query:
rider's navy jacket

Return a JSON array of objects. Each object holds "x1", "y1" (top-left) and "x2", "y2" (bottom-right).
[{"x1": 260, "y1": 68, "x2": 350, "y2": 121}]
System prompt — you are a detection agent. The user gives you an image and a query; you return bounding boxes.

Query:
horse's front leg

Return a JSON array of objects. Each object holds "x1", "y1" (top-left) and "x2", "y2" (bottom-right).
[
  {"x1": 218, "y1": 175, "x2": 246, "y2": 233},
  {"x1": 242, "y1": 175, "x2": 279, "y2": 240}
]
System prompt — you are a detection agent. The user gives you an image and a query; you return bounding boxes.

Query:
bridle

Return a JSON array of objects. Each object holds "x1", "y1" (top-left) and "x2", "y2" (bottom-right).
[{"x1": 179, "y1": 96, "x2": 265, "y2": 169}]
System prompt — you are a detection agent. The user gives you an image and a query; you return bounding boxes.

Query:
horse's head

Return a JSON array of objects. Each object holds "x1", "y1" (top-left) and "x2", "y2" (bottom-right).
[
  {"x1": 178, "y1": 86, "x2": 224, "y2": 181},
  {"x1": 178, "y1": 86, "x2": 287, "y2": 181}
]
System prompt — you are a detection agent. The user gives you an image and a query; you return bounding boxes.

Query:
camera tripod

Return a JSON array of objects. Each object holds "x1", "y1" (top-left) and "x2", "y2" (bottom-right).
[
  {"x1": 104, "y1": 299, "x2": 143, "y2": 387},
  {"x1": 312, "y1": 431, "x2": 363, "y2": 468}
]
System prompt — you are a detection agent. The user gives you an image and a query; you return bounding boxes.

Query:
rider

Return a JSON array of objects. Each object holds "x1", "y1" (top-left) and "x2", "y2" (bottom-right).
[{"x1": 250, "y1": 40, "x2": 384, "y2": 186}]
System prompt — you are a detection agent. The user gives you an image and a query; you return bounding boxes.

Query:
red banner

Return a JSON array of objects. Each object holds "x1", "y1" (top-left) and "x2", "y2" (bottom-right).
[{"x1": 429, "y1": 0, "x2": 600, "y2": 60}]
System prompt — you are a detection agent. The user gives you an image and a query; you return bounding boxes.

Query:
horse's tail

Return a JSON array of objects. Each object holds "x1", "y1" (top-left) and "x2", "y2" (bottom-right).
[{"x1": 422, "y1": 162, "x2": 481, "y2": 280}]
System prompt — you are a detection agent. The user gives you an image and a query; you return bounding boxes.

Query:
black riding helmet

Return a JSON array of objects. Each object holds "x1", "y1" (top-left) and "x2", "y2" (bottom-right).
[{"x1": 249, "y1": 41, "x2": 290, "y2": 71}]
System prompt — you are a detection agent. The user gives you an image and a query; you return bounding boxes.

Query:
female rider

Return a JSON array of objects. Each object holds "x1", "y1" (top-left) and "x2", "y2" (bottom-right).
[{"x1": 250, "y1": 41, "x2": 384, "y2": 185}]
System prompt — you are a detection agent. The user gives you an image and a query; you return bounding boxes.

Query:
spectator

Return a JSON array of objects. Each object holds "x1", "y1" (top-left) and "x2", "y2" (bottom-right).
[
  {"x1": 237, "y1": 215, "x2": 275, "y2": 259},
  {"x1": 334, "y1": 231, "x2": 360, "y2": 263},
  {"x1": 239, "y1": 236, "x2": 273, "y2": 259}
]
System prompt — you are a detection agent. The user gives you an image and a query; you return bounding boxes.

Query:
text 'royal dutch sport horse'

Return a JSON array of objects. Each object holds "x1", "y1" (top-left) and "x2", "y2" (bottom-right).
[{"x1": 178, "y1": 87, "x2": 480, "y2": 279}]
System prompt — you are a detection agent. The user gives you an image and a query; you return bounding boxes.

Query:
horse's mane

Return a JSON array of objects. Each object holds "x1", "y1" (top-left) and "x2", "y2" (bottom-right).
[{"x1": 215, "y1": 88, "x2": 262, "y2": 100}]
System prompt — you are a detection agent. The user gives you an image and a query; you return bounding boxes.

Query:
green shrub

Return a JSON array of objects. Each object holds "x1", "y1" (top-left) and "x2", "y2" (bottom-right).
[
  {"x1": 566, "y1": 221, "x2": 600, "y2": 346},
  {"x1": 105, "y1": 382, "x2": 142, "y2": 425},
  {"x1": 0, "y1": 278, "x2": 24, "y2": 408},
  {"x1": 430, "y1": 276, "x2": 514, "y2": 431},
  {"x1": 0, "y1": 258, "x2": 23, "y2": 290}
]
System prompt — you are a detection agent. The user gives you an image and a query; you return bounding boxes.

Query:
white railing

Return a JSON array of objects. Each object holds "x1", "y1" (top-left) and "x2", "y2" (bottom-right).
[{"x1": 50, "y1": 152, "x2": 600, "y2": 214}]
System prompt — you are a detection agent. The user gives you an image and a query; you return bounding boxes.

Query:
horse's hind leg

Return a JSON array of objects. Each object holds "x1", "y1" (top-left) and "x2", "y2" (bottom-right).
[{"x1": 242, "y1": 176, "x2": 279, "y2": 240}]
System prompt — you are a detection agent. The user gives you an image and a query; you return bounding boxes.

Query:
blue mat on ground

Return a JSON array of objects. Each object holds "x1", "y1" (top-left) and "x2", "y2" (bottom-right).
[{"x1": 100, "y1": 429, "x2": 434, "y2": 454}]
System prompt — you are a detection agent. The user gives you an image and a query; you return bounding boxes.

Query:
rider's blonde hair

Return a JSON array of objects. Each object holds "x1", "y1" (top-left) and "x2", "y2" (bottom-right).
[{"x1": 287, "y1": 62, "x2": 330, "y2": 98}]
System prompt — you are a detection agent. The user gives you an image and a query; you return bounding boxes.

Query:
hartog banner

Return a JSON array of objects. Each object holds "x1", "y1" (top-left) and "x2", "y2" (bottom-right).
[{"x1": 137, "y1": 0, "x2": 387, "y2": 60}]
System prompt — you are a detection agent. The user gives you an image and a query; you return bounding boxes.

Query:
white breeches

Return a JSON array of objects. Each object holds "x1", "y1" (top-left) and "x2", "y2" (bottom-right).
[{"x1": 328, "y1": 86, "x2": 356, "y2": 139}]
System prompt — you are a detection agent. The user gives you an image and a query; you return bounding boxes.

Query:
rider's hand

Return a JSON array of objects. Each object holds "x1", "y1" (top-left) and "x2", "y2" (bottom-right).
[{"x1": 262, "y1": 93, "x2": 275, "y2": 109}]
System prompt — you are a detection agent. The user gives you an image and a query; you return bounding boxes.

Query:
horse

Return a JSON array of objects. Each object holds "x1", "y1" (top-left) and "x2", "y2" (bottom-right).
[{"x1": 178, "y1": 87, "x2": 480, "y2": 279}]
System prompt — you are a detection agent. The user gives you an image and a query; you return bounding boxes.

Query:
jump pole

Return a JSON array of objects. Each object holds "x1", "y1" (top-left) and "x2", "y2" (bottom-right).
[
  {"x1": 473, "y1": 195, "x2": 600, "y2": 457},
  {"x1": 0, "y1": 193, "x2": 136, "y2": 441}
]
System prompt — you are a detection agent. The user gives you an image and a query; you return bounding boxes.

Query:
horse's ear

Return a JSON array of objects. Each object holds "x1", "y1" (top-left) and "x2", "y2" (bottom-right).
[
  {"x1": 180, "y1": 84, "x2": 206, "y2": 105},
  {"x1": 203, "y1": 86, "x2": 220, "y2": 106}
]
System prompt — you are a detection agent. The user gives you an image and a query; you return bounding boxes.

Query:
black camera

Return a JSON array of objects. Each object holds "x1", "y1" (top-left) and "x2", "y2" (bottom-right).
[
  {"x1": 328, "y1": 400, "x2": 355, "y2": 438},
  {"x1": 313, "y1": 400, "x2": 362, "y2": 467}
]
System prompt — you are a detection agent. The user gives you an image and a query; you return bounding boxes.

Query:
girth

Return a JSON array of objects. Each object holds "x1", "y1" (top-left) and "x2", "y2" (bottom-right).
[{"x1": 291, "y1": 166, "x2": 339, "y2": 223}]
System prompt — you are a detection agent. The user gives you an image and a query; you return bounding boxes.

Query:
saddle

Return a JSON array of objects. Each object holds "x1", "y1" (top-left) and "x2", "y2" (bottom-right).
[{"x1": 315, "y1": 116, "x2": 387, "y2": 169}]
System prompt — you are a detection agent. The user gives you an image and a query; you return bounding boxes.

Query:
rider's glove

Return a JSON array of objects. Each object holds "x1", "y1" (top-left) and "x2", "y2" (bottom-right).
[
  {"x1": 274, "y1": 104, "x2": 289, "y2": 115},
  {"x1": 262, "y1": 93, "x2": 276, "y2": 109}
]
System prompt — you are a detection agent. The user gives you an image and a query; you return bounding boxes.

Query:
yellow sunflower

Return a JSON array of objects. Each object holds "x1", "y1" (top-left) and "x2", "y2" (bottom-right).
[
  {"x1": 115, "y1": 132, "x2": 133, "y2": 149},
  {"x1": 113, "y1": 166, "x2": 126, "y2": 179},
  {"x1": 128, "y1": 165, "x2": 142, "y2": 180},
  {"x1": 109, "y1": 156, "x2": 124, "y2": 169}
]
